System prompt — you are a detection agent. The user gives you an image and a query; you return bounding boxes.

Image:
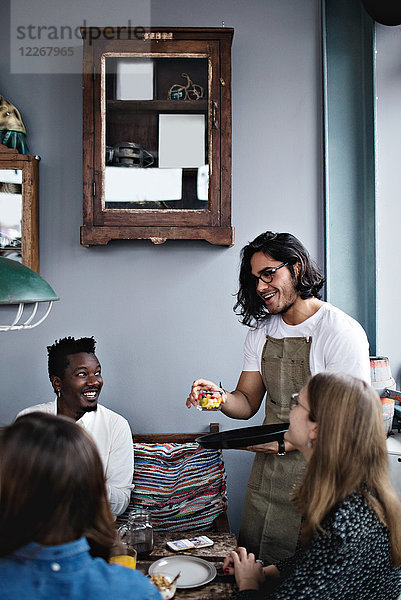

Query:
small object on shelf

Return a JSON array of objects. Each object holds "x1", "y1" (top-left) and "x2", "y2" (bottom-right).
[
  {"x1": 0, "y1": 95, "x2": 29, "y2": 154},
  {"x1": 116, "y1": 58, "x2": 154, "y2": 100},
  {"x1": 167, "y1": 73, "x2": 204, "y2": 101},
  {"x1": 111, "y1": 141, "x2": 153, "y2": 168},
  {"x1": 197, "y1": 390, "x2": 223, "y2": 411},
  {"x1": 105, "y1": 146, "x2": 114, "y2": 165},
  {"x1": 158, "y1": 114, "x2": 205, "y2": 169}
]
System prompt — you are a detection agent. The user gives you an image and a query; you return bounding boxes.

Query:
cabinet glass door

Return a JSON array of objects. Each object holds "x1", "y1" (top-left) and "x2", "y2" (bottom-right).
[{"x1": 104, "y1": 56, "x2": 209, "y2": 210}]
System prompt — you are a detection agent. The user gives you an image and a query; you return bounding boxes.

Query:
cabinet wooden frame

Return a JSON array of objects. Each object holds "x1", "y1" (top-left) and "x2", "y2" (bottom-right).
[
  {"x1": 81, "y1": 27, "x2": 234, "y2": 246},
  {"x1": 0, "y1": 144, "x2": 39, "y2": 272}
]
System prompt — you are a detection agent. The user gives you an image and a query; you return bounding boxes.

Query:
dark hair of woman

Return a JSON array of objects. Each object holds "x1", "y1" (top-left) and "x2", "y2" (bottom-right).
[
  {"x1": 292, "y1": 372, "x2": 401, "y2": 565},
  {"x1": 0, "y1": 412, "x2": 119, "y2": 559},
  {"x1": 234, "y1": 231, "x2": 325, "y2": 326}
]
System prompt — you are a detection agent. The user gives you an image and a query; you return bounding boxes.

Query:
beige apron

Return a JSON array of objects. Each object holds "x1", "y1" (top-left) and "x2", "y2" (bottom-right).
[{"x1": 238, "y1": 335, "x2": 311, "y2": 563}]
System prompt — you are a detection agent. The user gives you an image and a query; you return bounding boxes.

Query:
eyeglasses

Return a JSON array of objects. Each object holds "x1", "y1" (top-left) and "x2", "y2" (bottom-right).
[
  {"x1": 254, "y1": 262, "x2": 288, "y2": 284},
  {"x1": 290, "y1": 392, "x2": 316, "y2": 422}
]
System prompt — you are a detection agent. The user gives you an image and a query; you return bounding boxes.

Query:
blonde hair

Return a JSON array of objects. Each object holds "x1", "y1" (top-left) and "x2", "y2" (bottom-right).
[{"x1": 292, "y1": 371, "x2": 401, "y2": 565}]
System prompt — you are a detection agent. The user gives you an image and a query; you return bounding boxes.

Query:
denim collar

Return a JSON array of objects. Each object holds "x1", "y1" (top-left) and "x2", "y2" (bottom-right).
[{"x1": 13, "y1": 537, "x2": 90, "y2": 560}]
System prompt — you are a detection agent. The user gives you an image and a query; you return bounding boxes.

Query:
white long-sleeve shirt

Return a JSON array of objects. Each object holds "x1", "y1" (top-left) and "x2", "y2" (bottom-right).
[{"x1": 17, "y1": 400, "x2": 134, "y2": 516}]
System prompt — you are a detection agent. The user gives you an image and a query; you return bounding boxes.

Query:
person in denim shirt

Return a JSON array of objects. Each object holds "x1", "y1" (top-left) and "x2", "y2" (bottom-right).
[{"x1": 0, "y1": 412, "x2": 161, "y2": 600}]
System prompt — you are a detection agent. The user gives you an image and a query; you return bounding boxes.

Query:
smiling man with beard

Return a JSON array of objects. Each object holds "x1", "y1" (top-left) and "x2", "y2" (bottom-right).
[
  {"x1": 187, "y1": 231, "x2": 370, "y2": 564},
  {"x1": 17, "y1": 336, "x2": 133, "y2": 517}
]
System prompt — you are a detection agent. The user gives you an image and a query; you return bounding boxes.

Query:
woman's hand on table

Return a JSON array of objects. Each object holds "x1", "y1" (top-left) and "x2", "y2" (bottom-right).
[
  {"x1": 222, "y1": 551, "x2": 235, "y2": 575},
  {"x1": 186, "y1": 378, "x2": 226, "y2": 408},
  {"x1": 223, "y1": 547, "x2": 265, "y2": 591}
]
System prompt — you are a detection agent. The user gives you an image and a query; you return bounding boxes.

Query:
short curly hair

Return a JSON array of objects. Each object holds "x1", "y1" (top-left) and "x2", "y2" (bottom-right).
[
  {"x1": 234, "y1": 231, "x2": 325, "y2": 327},
  {"x1": 47, "y1": 336, "x2": 97, "y2": 379}
]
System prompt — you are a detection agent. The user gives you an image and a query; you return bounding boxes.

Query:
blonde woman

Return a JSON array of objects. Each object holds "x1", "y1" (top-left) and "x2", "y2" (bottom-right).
[{"x1": 224, "y1": 372, "x2": 401, "y2": 599}]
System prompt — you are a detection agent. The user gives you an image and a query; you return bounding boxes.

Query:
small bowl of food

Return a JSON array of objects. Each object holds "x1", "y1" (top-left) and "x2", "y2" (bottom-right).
[
  {"x1": 196, "y1": 390, "x2": 223, "y2": 411},
  {"x1": 149, "y1": 573, "x2": 177, "y2": 599}
]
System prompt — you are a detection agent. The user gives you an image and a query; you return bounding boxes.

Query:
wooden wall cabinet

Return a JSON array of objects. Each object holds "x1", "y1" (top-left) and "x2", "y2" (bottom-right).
[{"x1": 81, "y1": 27, "x2": 234, "y2": 246}]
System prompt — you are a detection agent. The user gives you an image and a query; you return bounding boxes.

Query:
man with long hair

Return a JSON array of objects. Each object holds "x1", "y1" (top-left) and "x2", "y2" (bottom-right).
[
  {"x1": 17, "y1": 336, "x2": 133, "y2": 516},
  {"x1": 187, "y1": 231, "x2": 370, "y2": 563}
]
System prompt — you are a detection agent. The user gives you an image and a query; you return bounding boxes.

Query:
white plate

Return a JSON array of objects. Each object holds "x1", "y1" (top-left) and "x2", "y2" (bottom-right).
[{"x1": 148, "y1": 555, "x2": 217, "y2": 589}]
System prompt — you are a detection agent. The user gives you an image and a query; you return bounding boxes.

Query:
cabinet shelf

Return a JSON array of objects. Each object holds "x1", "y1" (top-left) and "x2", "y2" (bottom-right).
[{"x1": 107, "y1": 99, "x2": 208, "y2": 113}]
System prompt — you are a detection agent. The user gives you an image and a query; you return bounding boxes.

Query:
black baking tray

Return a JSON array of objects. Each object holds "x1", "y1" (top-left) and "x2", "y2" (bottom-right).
[{"x1": 196, "y1": 423, "x2": 289, "y2": 449}]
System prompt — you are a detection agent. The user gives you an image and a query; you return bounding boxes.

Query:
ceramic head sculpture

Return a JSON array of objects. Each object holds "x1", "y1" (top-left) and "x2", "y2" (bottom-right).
[{"x1": 0, "y1": 95, "x2": 29, "y2": 154}]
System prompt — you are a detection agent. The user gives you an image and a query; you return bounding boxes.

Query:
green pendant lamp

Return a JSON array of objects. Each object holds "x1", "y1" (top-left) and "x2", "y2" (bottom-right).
[{"x1": 0, "y1": 257, "x2": 59, "y2": 331}]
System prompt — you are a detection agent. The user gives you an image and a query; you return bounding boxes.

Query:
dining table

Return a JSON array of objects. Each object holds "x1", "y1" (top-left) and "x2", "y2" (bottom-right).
[{"x1": 136, "y1": 530, "x2": 238, "y2": 600}]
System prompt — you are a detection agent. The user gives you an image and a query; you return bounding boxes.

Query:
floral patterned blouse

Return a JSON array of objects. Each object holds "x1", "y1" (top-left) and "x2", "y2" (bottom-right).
[{"x1": 232, "y1": 492, "x2": 401, "y2": 600}]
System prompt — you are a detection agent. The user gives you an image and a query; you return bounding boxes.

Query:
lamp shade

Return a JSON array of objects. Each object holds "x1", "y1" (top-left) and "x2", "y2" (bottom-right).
[{"x1": 0, "y1": 257, "x2": 59, "y2": 304}]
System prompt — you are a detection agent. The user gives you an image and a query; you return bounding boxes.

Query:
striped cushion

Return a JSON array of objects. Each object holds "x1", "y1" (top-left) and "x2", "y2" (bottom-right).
[{"x1": 116, "y1": 442, "x2": 228, "y2": 531}]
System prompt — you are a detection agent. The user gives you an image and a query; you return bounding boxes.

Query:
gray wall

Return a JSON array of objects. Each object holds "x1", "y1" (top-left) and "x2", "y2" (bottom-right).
[
  {"x1": 0, "y1": 0, "x2": 330, "y2": 534},
  {"x1": 375, "y1": 23, "x2": 401, "y2": 387}
]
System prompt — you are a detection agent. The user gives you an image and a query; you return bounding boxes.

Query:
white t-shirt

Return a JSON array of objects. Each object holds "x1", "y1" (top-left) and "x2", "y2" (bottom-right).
[
  {"x1": 243, "y1": 302, "x2": 371, "y2": 382},
  {"x1": 17, "y1": 401, "x2": 134, "y2": 516}
]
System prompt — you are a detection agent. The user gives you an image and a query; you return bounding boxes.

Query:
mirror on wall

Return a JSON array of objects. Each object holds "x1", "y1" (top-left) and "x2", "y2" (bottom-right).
[
  {"x1": 0, "y1": 168, "x2": 22, "y2": 262},
  {"x1": 0, "y1": 145, "x2": 39, "y2": 272}
]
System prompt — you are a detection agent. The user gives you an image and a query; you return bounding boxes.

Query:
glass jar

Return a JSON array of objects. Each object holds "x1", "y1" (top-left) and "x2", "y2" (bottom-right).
[
  {"x1": 196, "y1": 390, "x2": 223, "y2": 411},
  {"x1": 118, "y1": 508, "x2": 154, "y2": 558}
]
